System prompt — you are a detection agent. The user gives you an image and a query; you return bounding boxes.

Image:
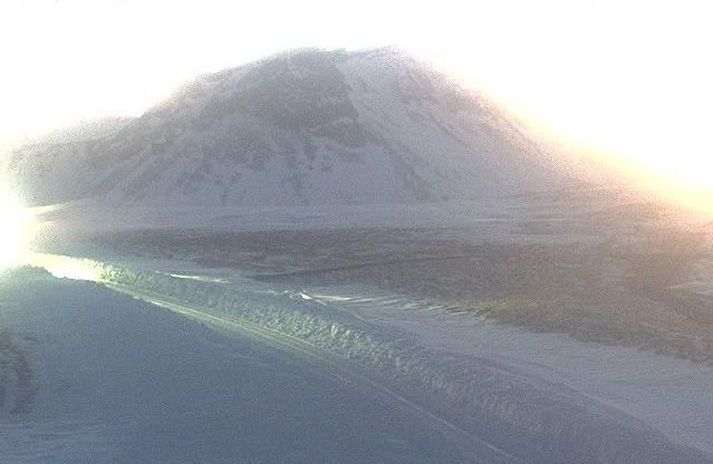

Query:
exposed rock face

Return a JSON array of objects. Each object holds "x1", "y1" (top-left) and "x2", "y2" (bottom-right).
[{"x1": 4, "y1": 48, "x2": 571, "y2": 207}]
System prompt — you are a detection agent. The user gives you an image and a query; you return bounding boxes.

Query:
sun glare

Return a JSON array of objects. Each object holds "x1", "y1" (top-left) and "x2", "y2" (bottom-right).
[
  {"x1": 0, "y1": 183, "x2": 35, "y2": 269},
  {"x1": 1, "y1": 2, "x2": 711, "y2": 214}
]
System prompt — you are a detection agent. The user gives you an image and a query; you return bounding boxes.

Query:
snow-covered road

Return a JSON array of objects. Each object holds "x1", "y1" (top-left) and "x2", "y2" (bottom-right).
[
  {"x1": 4, "y1": 253, "x2": 712, "y2": 463},
  {"x1": 0, "y1": 267, "x2": 490, "y2": 463}
]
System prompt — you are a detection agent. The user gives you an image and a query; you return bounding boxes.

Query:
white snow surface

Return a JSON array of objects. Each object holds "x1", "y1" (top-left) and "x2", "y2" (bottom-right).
[
  {"x1": 304, "y1": 286, "x2": 713, "y2": 455},
  {"x1": 9, "y1": 252, "x2": 712, "y2": 463},
  {"x1": 0, "y1": 267, "x2": 482, "y2": 464},
  {"x1": 4, "y1": 48, "x2": 571, "y2": 208}
]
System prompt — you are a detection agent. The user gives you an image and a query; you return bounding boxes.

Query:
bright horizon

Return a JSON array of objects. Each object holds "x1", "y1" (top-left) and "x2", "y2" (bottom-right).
[{"x1": 1, "y1": 0, "x2": 712, "y2": 209}]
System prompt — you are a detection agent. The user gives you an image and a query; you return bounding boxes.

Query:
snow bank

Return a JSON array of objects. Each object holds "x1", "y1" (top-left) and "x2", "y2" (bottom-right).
[{"x1": 77, "y1": 261, "x2": 712, "y2": 463}]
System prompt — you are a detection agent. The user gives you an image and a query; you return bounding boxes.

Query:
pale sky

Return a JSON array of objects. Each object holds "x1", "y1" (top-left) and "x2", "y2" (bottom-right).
[{"x1": 1, "y1": 0, "x2": 712, "y2": 200}]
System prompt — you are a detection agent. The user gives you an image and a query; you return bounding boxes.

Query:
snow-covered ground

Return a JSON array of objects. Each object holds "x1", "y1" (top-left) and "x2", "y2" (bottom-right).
[
  {"x1": 5, "y1": 194, "x2": 711, "y2": 463},
  {"x1": 7, "y1": 251, "x2": 711, "y2": 463},
  {"x1": 304, "y1": 287, "x2": 713, "y2": 456},
  {"x1": 5, "y1": 42, "x2": 711, "y2": 463},
  {"x1": 0, "y1": 267, "x2": 482, "y2": 463}
]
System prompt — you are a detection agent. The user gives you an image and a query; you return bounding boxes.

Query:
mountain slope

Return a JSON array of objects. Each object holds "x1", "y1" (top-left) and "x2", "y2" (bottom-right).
[{"x1": 5, "y1": 48, "x2": 573, "y2": 207}]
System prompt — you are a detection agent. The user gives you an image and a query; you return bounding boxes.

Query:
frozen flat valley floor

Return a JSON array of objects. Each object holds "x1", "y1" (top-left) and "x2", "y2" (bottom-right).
[{"x1": 4, "y1": 195, "x2": 713, "y2": 463}]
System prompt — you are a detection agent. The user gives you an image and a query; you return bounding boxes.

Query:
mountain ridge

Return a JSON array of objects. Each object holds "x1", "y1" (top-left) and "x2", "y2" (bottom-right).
[{"x1": 5, "y1": 47, "x2": 575, "y2": 207}]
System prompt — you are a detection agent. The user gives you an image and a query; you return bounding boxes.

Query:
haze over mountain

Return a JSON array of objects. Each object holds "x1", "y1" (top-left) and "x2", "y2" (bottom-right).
[
  {"x1": 6, "y1": 46, "x2": 713, "y2": 464},
  {"x1": 5, "y1": 48, "x2": 576, "y2": 207}
]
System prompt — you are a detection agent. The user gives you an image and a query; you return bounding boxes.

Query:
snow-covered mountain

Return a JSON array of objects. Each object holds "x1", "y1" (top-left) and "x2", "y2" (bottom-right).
[
  {"x1": 5, "y1": 48, "x2": 574, "y2": 207},
  {"x1": 32, "y1": 116, "x2": 133, "y2": 146}
]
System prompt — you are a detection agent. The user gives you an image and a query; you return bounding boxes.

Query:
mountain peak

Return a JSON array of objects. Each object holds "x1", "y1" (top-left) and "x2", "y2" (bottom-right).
[{"x1": 7, "y1": 48, "x2": 571, "y2": 207}]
